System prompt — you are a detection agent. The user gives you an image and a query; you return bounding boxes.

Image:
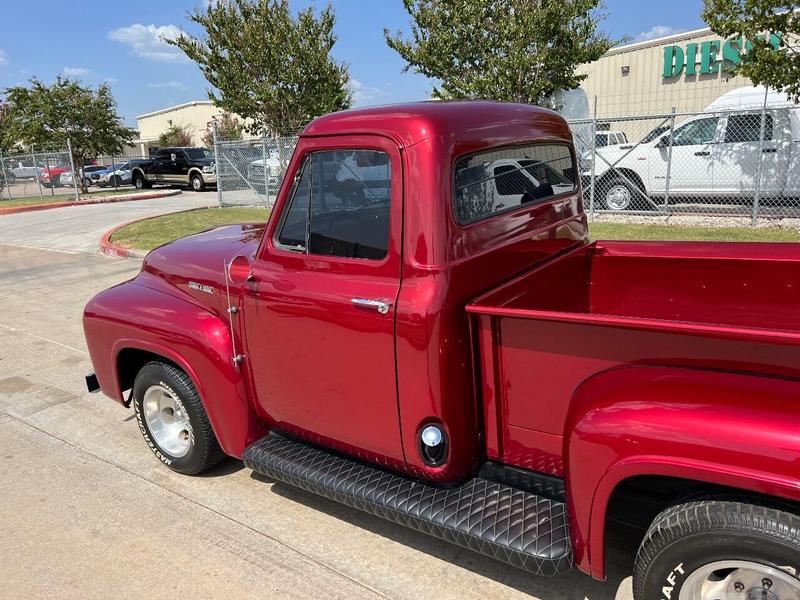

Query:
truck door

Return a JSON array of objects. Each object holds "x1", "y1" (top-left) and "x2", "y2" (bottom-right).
[
  {"x1": 154, "y1": 149, "x2": 172, "y2": 183},
  {"x1": 242, "y1": 135, "x2": 405, "y2": 464},
  {"x1": 648, "y1": 116, "x2": 719, "y2": 196},
  {"x1": 714, "y1": 112, "x2": 784, "y2": 197}
]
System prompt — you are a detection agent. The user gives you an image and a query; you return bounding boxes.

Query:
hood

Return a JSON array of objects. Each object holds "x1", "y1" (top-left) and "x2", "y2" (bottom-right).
[{"x1": 139, "y1": 223, "x2": 265, "y2": 314}]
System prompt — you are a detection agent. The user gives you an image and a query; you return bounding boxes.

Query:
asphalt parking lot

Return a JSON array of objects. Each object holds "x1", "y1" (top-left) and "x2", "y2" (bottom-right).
[
  {"x1": 0, "y1": 229, "x2": 641, "y2": 598},
  {"x1": 0, "y1": 190, "x2": 214, "y2": 253}
]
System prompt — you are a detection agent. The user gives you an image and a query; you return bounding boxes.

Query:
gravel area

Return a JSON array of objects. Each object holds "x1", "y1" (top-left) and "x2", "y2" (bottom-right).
[{"x1": 591, "y1": 211, "x2": 800, "y2": 230}]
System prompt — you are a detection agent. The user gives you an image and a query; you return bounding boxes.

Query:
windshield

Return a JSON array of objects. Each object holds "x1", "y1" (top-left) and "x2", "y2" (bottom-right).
[
  {"x1": 185, "y1": 148, "x2": 214, "y2": 160},
  {"x1": 641, "y1": 126, "x2": 670, "y2": 144}
]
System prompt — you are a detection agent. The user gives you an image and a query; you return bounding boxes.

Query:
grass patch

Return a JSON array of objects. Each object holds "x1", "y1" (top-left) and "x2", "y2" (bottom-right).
[
  {"x1": 109, "y1": 207, "x2": 800, "y2": 254},
  {"x1": 110, "y1": 207, "x2": 268, "y2": 252},
  {"x1": 589, "y1": 222, "x2": 800, "y2": 243},
  {"x1": 0, "y1": 188, "x2": 144, "y2": 208}
]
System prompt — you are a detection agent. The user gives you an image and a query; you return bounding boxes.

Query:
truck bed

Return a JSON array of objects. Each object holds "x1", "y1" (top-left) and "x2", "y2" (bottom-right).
[{"x1": 467, "y1": 241, "x2": 800, "y2": 476}]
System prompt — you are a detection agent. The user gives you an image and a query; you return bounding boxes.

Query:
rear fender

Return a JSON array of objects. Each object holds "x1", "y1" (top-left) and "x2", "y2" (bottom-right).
[
  {"x1": 564, "y1": 366, "x2": 800, "y2": 579},
  {"x1": 84, "y1": 280, "x2": 265, "y2": 458}
]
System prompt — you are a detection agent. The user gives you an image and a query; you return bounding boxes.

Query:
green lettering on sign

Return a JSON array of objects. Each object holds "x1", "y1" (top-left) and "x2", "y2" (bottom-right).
[
  {"x1": 722, "y1": 37, "x2": 741, "y2": 72},
  {"x1": 685, "y1": 43, "x2": 698, "y2": 75},
  {"x1": 661, "y1": 32, "x2": 782, "y2": 78},
  {"x1": 700, "y1": 40, "x2": 720, "y2": 74},
  {"x1": 663, "y1": 45, "x2": 684, "y2": 78}
]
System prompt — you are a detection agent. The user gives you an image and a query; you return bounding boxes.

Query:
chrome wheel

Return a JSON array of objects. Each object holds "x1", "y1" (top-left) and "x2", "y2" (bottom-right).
[
  {"x1": 605, "y1": 184, "x2": 632, "y2": 210},
  {"x1": 191, "y1": 176, "x2": 202, "y2": 191},
  {"x1": 142, "y1": 384, "x2": 193, "y2": 458},
  {"x1": 680, "y1": 560, "x2": 800, "y2": 600}
]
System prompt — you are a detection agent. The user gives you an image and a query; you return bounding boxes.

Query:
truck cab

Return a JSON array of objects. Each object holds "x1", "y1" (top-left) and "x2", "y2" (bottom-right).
[{"x1": 84, "y1": 101, "x2": 800, "y2": 599}]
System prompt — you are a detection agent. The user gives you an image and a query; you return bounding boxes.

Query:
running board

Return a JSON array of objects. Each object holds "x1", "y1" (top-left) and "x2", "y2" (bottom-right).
[{"x1": 243, "y1": 433, "x2": 573, "y2": 576}]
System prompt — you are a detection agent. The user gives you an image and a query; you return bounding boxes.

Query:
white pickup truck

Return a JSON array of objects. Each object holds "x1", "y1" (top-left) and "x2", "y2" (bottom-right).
[{"x1": 584, "y1": 87, "x2": 800, "y2": 210}]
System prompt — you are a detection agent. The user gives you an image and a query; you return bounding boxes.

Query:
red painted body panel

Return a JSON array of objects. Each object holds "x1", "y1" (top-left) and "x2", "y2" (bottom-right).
[
  {"x1": 83, "y1": 272, "x2": 265, "y2": 457},
  {"x1": 83, "y1": 101, "x2": 800, "y2": 581},
  {"x1": 469, "y1": 240, "x2": 800, "y2": 576}
]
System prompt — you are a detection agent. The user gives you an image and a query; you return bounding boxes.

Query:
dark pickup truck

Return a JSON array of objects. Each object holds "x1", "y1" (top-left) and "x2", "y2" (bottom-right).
[
  {"x1": 84, "y1": 101, "x2": 800, "y2": 600},
  {"x1": 130, "y1": 147, "x2": 217, "y2": 192}
]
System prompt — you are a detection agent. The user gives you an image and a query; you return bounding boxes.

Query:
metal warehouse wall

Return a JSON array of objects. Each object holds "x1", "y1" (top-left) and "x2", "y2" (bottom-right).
[
  {"x1": 137, "y1": 101, "x2": 225, "y2": 147},
  {"x1": 578, "y1": 28, "x2": 754, "y2": 117}
]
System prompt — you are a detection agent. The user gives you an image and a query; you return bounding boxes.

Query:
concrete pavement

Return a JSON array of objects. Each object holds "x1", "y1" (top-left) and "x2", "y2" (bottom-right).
[
  {"x1": 0, "y1": 190, "x2": 215, "y2": 254},
  {"x1": 0, "y1": 243, "x2": 639, "y2": 599}
]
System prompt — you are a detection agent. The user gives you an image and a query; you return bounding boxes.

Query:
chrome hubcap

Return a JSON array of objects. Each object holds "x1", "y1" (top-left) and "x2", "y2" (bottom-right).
[
  {"x1": 142, "y1": 385, "x2": 193, "y2": 458},
  {"x1": 680, "y1": 561, "x2": 800, "y2": 600},
  {"x1": 135, "y1": 178, "x2": 143, "y2": 188},
  {"x1": 606, "y1": 184, "x2": 632, "y2": 210},
  {"x1": 192, "y1": 177, "x2": 201, "y2": 190}
]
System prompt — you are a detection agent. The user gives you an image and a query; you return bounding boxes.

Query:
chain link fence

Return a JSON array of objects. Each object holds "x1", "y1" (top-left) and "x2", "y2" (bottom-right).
[
  {"x1": 569, "y1": 100, "x2": 800, "y2": 227},
  {"x1": 0, "y1": 146, "x2": 80, "y2": 201},
  {"x1": 0, "y1": 144, "x2": 154, "y2": 201},
  {"x1": 214, "y1": 135, "x2": 297, "y2": 208}
]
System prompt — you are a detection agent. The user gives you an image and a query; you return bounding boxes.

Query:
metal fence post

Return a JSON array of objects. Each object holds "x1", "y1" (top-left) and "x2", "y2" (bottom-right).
[
  {"x1": 43, "y1": 152, "x2": 54, "y2": 196},
  {"x1": 0, "y1": 149, "x2": 10, "y2": 201},
  {"x1": 67, "y1": 139, "x2": 80, "y2": 201},
  {"x1": 751, "y1": 86, "x2": 769, "y2": 226},
  {"x1": 30, "y1": 145, "x2": 45, "y2": 202},
  {"x1": 112, "y1": 155, "x2": 118, "y2": 190},
  {"x1": 262, "y1": 134, "x2": 269, "y2": 199},
  {"x1": 212, "y1": 121, "x2": 222, "y2": 208},
  {"x1": 588, "y1": 96, "x2": 598, "y2": 220},
  {"x1": 663, "y1": 107, "x2": 676, "y2": 216}
]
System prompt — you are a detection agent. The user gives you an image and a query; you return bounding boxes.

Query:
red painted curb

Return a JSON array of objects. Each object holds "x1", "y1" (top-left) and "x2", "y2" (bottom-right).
[
  {"x1": 99, "y1": 207, "x2": 210, "y2": 259},
  {"x1": 0, "y1": 189, "x2": 182, "y2": 216}
]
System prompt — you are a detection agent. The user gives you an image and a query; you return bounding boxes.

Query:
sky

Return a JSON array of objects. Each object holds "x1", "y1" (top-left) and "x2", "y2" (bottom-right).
[{"x1": 0, "y1": 0, "x2": 708, "y2": 127}]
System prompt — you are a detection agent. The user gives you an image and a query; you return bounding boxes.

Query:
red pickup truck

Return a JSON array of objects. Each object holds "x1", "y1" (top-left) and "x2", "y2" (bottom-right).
[{"x1": 84, "y1": 102, "x2": 800, "y2": 599}]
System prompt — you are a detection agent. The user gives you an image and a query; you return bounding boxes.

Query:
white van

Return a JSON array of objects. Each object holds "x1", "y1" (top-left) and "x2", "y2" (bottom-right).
[{"x1": 584, "y1": 86, "x2": 800, "y2": 210}]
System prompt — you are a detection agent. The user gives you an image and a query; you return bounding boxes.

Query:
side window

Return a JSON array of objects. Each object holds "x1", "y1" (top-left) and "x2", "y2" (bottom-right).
[
  {"x1": 275, "y1": 149, "x2": 391, "y2": 260},
  {"x1": 454, "y1": 144, "x2": 575, "y2": 225},
  {"x1": 156, "y1": 149, "x2": 171, "y2": 160},
  {"x1": 672, "y1": 117, "x2": 719, "y2": 146},
  {"x1": 724, "y1": 114, "x2": 774, "y2": 143}
]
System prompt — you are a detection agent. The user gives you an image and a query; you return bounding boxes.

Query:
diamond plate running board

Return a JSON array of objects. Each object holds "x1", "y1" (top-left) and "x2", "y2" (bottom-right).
[{"x1": 243, "y1": 433, "x2": 573, "y2": 576}]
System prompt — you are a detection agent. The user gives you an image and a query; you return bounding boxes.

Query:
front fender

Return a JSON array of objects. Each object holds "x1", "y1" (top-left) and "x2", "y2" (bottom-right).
[
  {"x1": 84, "y1": 279, "x2": 265, "y2": 458},
  {"x1": 564, "y1": 366, "x2": 800, "y2": 579}
]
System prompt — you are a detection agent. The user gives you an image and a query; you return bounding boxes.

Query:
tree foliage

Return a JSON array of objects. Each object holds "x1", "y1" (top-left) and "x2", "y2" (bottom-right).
[
  {"x1": 704, "y1": 0, "x2": 800, "y2": 101},
  {"x1": 201, "y1": 113, "x2": 244, "y2": 147},
  {"x1": 3, "y1": 78, "x2": 135, "y2": 191},
  {"x1": 158, "y1": 124, "x2": 193, "y2": 147},
  {"x1": 385, "y1": 0, "x2": 615, "y2": 104},
  {"x1": 169, "y1": 0, "x2": 351, "y2": 136}
]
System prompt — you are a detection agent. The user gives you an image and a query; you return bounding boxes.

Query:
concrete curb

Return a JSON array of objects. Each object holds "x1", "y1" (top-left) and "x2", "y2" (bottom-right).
[
  {"x1": 0, "y1": 189, "x2": 183, "y2": 216},
  {"x1": 99, "y1": 207, "x2": 210, "y2": 259}
]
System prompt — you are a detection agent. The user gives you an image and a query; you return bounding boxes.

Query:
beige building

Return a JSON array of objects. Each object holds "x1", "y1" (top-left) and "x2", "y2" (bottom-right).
[
  {"x1": 578, "y1": 27, "x2": 783, "y2": 118},
  {"x1": 134, "y1": 101, "x2": 226, "y2": 154}
]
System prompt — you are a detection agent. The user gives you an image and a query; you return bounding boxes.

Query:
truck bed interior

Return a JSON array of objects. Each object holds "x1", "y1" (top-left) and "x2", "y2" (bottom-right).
[{"x1": 470, "y1": 241, "x2": 800, "y2": 336}]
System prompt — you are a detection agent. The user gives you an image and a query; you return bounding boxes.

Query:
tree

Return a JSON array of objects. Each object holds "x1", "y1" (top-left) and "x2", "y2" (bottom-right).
[
  {"x1": 201, "y1": 113, "x2": 244, "y2": 147},
  {"x1": 385, "y1": 0, "x2": 615, "y2": 104},
  {"x1": 704, "y1": 0, "x2": 800, "y2": 101},
  {"x1": 3, "y1": 78, "x2": 134, "y2": 192},
  {"x1": 169, "y1": 0, "x2": 351, "y2": 136},
  {"x1": 0, "y1": 102, "x2": 18, "y2": 153},
  {"x1": 158, "y1": 124, "x2": 193, "y2": 147}
]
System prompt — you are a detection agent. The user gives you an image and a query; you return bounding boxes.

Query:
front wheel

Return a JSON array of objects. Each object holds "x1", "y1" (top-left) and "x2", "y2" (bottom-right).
[
  {"x1": 634, "y1": 500, "x2": 800, "y2": 600},
  {"x1": 190, "y1": 173, "x2": 206, "y2": 192},
  {"x1": 132, "y1": 361, "x2": 225, "y2": 475},
  {"x1": 6, "y1": 173, "x2": 15, "y2": 184}
]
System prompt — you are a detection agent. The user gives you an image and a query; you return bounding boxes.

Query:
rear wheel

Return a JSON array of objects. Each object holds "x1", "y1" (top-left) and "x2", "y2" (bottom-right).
[
  {"x1": 190, "y1": 172, "x2": 205, "y2": 192},
  {"x1": 599, "y1": 177, "x2": 638, "y2": 210},
  {"x1": 6, "y1": 172, "x2": 15, "y2": 184},
  {"x1": 83, "y1": 177, "x2": 92, "y2": 188},
  {"x1": 132, "y1": 361, "x2": 224, "y2": 475},
  {"x1": 634, "y1": 500, "x2": 800, "y2": 600}
]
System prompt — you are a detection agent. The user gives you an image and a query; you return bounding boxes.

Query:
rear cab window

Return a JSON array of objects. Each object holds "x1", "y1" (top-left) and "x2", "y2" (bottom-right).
[{"x1": 453, "y1": 144, "x2": 576, "y2": 225}]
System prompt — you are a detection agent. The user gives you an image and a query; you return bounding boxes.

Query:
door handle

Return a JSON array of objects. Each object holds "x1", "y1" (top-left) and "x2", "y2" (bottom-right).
[
  {"x1": 694, "y1": 151, "x2": 710, "y2": 156},
  {"x1": 762, "y1": 148, "x2": 777, "y2": 153},
  {"x1": 351, "y1": 298, "x2": 392, "y2": 315}
]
